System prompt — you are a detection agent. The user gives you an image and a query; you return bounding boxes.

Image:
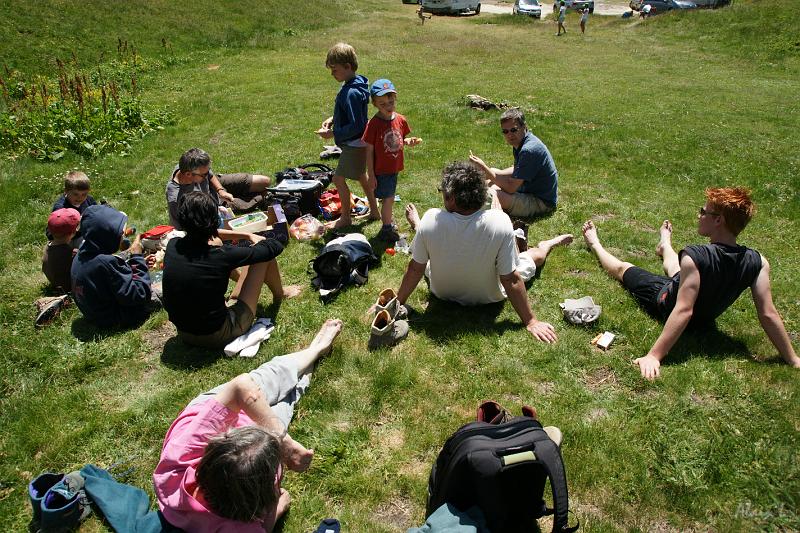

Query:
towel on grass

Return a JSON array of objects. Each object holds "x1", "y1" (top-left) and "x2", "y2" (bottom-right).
[{"x1": 224, "y1": 318, "x2": 274, "y2": 357}]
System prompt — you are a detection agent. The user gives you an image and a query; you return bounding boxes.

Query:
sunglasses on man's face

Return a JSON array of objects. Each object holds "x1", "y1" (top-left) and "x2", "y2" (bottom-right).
[
  {"x1": 699, "y1": 207, "x2": 721, "y2": 217},
  {"x1": 501, "y1": 127, "x2": 520, "y2": 135}
]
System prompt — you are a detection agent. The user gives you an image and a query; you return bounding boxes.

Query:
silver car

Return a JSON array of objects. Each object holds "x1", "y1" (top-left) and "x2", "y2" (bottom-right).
[{"x1": 513, "y1": 0, "x2": 542, "y2": 18}]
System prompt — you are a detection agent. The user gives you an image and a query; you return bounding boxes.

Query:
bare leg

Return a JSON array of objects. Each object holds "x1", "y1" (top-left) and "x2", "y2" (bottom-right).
[
  {"x1": 249, "y1": 174, "x2": 271, "y2": 191},
  {"x1": 495, "y1": 187, "x2": 514, "y2": 212},
  {"x1": 263, "y1": 259, "x2": 302, "y2": 301},
  {"x1": 405, "y1": 203, "x2": 420, "y2": 232},
  {"x1": 282, "y1": 318, "x2": 344, "y2": 375},
  {"x1": 582, "y1": 221, "x2": 634, "y2": 282},
  {"x1": 488, "y1": 186, "x2": 503, "y2": 210},
  {"x1": 327, "y1": 175, "x2": 352, "y2": 229},
  {"x1": 655, "y1": 220, "x2": 679, "y2": 277},
  {"x1": 381, "y1": 196, "x2": 395, "y2": 227},
  {"x1": 357, "y1": 173, "x2": 381, "y2": 221},
  {"x1": 522, "y1": 233, "x2": 574, "y2": 267},
  {"x1": 228, "y1": 262, "x2": 269, "y2": 314}
]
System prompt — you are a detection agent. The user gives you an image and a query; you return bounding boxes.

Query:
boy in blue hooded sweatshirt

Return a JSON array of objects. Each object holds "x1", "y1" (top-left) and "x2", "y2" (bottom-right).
[
  {"x1": 317, "y1": 42, "x2": 379, "y2": 230},
  {"x1": 71, "y1": 204, "x2": 153, "y2": 328}
]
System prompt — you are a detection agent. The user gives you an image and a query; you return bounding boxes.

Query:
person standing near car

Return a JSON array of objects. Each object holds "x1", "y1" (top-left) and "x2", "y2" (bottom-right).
[
  {"x1": 557, "y1": 1, "x2": 567, "y2": 35},
  {"x1": 580, "y1": 4, "x2": 589, "y2": 33}
]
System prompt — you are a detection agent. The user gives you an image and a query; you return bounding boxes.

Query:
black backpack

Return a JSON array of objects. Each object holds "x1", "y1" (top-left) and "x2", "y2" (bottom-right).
[
  {"x1": 427, "y1": 417, "x2": 578, "y2": 533},
  {"x1": 274, "y1": 163, "x2": 333, "y2": 189},
  {"x1": 310, "y1": 233, "x2": 377, "y2": 303}
]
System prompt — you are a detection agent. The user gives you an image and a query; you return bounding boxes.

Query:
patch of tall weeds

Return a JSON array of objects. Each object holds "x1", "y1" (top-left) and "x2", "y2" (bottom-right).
[{"x1": 0, "y1": 43, "x2": 172, "y2": 161}]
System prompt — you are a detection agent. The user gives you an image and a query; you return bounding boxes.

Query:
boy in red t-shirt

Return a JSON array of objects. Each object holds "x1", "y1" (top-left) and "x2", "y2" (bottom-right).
[{"x1": 361, "y1": 79, "x2": 422, "y2": 241}]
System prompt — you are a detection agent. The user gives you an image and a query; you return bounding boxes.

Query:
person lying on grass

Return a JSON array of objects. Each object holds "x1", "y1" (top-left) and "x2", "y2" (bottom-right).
[
  {"x1": 162, "y1": 191, "x2": 301, "y2": 349},
  {"x1": 397, "y1": 161, "x2": 572, "y2": 343},
  {"x1": 582, "y1": 187, "x2": 800, "y2": 379},
  {"x1": 153, "y1": 319, "x2": 343, "y2": 532}
]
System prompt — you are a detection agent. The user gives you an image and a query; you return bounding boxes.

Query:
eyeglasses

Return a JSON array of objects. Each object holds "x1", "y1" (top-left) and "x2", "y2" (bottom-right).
[
  {"x1": 501, "y1": 127, "x2": 520, "y2": 135},
  {"x1": 699, "y1": 207, "x2": 721, "y2": 217},
  {"x1": 189, "y1": 171, "x2": 211, "y2": 179}
]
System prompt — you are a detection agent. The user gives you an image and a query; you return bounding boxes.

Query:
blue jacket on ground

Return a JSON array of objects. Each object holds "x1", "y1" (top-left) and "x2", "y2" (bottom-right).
[
  {"x1": 71, "y1": 205, "x2": 152, "y2": 328},
  {"x1": 333, "y1": 74, "x2": 370, "y2": 145}
]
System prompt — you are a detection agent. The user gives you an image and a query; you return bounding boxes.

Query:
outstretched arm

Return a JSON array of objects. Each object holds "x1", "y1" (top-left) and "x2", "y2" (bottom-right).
[
  {"x1": 499, "y1": 270, "x2": 557, "y2": 343},
  {"x1": 751, "y1": 256, "x2": 800, "y2": 368},
  {"x1": 396, "y1": 259, "x2": 426, "y2": 306},
  {"x1": 468, "y1": 152, "x2": 521, "y2": 194},
  {"x1": 215, "y1": 374, "x2": 313, "y2": 472},
  {"x1": 635, "y1": 254, "x2": 700, "y2": 379}
]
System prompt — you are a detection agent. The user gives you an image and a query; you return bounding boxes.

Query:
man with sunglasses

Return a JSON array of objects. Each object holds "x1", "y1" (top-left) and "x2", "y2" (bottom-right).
[
  {"x1": 166, "y1": 148, "x2": 272, "y2": 230},
  {"x1": 582, "y1": 187, "x2": 799, "y2": 379},
  {"x1": 469, "y1": 108, "x2": 558, "y2": 218}
]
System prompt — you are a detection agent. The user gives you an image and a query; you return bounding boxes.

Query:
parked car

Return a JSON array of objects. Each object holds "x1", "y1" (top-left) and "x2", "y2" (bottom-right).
[
  {"x1": 421, "y1": 0, "x2": 481, "y2": 14},
  {"x1": 513, "y1": 0, "x2": 542, "y2": 18},
  {"x1": 630, "y1": 0, "x2": 697, "y2": 12}
]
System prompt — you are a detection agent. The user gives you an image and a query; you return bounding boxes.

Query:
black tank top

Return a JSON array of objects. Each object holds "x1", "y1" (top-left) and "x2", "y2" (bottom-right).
[{"x1": 657, "y1": 243, "x2": 762, "y2": 323}]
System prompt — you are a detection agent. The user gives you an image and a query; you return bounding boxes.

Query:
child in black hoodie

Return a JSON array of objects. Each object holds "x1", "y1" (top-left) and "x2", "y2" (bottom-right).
[{"x1": 71, "y1": 205, "x2": 153, "y2": 328}]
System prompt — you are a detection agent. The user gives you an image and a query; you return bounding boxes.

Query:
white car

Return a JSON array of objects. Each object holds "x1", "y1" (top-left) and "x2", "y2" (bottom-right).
[
  {"x1": 420, "y1": 0, "x2": 481, "y2": 14},
  {"x1": 513, "y1": 0, "x2": 542, "y2": 18}
]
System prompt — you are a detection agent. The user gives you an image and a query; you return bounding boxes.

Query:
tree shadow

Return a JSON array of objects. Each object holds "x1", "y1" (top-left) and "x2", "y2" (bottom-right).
[{"x1": 408, "y1": 296, "x2": 522, "y2": 343}]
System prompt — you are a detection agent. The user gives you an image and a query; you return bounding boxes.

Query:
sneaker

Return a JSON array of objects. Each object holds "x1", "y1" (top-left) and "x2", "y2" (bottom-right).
[
  {"x1": 512, "y1": 219, "x2": 529, "y2": 252},
  {"x1": 372, "y1": 288, "x2": 408, "y2": 320},
  {"x1": 368, "y1": 310, "x2": 409, "y2": 350},
  {"x1": 377, "y1": 225, "x2": 400, "y2": 242},
  {"x1": 28, "y1": 473, "x2": 63, "y2": 524},
  {"x1": 34, "y1": 295, "x2": 71, "y2": 328},
  {"x1": 477, "y1": 400, "x2": 509, "y2": 425},
  {"x1": 40, "y1": 471, "x2": 92, "y2": 532}
]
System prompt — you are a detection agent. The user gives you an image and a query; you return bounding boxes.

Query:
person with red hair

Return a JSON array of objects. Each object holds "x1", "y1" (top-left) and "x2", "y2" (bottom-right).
[{"x1": 582, "y1": 187, "x2": 799, "y2": 379}]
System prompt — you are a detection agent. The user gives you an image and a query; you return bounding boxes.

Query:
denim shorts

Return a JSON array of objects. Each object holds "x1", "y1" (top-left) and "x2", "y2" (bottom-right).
[{"x1": 375, "y1": 173, "x2": 398, "y2": 199}]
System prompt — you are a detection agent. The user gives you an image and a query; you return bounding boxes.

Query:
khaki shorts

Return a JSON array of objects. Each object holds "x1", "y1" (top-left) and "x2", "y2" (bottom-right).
[
  {"x1": 507, "y1": 193, "x2": 555, "y2": 218},
  {"x1": 217, "y1": 173, "x2": 253, "y2": 198},
  {"x1": 178, "y1": 300, "x2": 254, "y2": 349},
  {"x1": 335, "y1": 145, "x2": 367, "y2": 179}
]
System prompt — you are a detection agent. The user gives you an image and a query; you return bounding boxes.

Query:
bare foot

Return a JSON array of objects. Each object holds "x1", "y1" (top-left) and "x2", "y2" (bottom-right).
[
  {"x1": 326, "y1": 217, "x2": 352, "y2": 231},
  {"x1": 405, "y1": 203, "x2": 420, "y2": 231},
  {"x1": 309, "y1": 318, "x2": 344, "y2": 357},
  {"x1": 655, "y1": 220, "x2": 673, "y2": 257},
  {"x1": 537, "y1": 233, "x2": 574, "y2": 250},
  {"x1": 276, "y1": 489, "x2": 291, "y2": 518},
  {"x1": 282, "y1": 285, "x2": 303, "y2": 299},
  {"x1": 282, "y1": 433, "x2": 314, "y2": 472},
  {"x1": 582, "y1": 220, "x2": 600, "y2": 247}
]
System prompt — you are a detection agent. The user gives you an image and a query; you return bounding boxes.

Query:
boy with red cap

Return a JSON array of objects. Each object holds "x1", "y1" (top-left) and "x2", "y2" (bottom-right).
[{"x1": 42, "y1": 208, "x2": 80, "y2": 294}]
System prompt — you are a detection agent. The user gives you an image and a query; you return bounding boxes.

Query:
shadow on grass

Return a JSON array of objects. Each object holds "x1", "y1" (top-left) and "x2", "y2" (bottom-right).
[
  {"x1": 409, "y1": 296, "x2": 522, "y2": 342},
  {"x1": 160, "y1": 336, "x2": 222, "y2": 369},
  {"x1": 663, "y1": 322, "x2": 751, "y2": 366},
  {"x1": 71, "y1": 315, "x2": 146, "y2": 342}
]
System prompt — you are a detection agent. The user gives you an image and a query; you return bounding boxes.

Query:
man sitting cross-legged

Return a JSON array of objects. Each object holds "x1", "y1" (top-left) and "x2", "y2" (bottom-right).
[
  {"x1": 153, "y1": 319, "x2": 343, "y2": 532},
  {"x1": 397, "y1": 161, "x2": 572, "y2": 343},
  {"x1": 582, "y1": 186, "x2": 800, "y2": 380}
]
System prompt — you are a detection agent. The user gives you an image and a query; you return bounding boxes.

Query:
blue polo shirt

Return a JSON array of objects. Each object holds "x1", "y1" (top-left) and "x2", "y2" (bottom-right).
[{"x1": 513, "y1": 131, "x2": 558, "y2": 207}]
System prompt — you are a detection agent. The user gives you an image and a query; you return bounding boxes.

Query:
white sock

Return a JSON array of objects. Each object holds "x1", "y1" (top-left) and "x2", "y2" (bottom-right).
[{"x1": 224, "y1": 318, "x2": 274, "y2": 357}]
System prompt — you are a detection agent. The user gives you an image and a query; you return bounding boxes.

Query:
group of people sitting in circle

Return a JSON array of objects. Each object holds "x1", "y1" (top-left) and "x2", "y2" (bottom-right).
[{"x1": 38, "y1": 42, "x2": 797, "y2": 531}]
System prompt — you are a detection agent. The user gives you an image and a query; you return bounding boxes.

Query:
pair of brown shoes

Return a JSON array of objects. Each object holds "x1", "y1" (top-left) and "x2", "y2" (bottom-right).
[{"x1": 368, "y1": 289, "x2": 409, "y2": 350}]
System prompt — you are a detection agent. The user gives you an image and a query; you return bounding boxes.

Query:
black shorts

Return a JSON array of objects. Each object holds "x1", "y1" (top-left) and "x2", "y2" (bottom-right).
[{"x1": 621, "y1": 266, "x2": 671, "y2": 318}]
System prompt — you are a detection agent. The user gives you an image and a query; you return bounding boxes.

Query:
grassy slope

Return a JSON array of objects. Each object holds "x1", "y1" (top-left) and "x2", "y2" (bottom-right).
[{"x1": 1, "y1": 1, "x2": 798, "y2": 531}]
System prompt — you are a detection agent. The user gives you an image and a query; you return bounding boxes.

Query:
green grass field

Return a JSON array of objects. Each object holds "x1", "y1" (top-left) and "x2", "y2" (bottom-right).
[{"x1": 1, "y1": 0, "x2": 798, "y2": 531}]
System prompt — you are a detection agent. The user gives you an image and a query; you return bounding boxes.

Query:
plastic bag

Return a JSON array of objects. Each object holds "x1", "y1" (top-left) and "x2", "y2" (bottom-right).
[{"x1": 289, "y1": 214, "x2": 325, "y2": 241}]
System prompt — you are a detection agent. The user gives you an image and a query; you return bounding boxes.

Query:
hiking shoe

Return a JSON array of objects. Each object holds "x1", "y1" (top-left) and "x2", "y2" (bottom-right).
[
  {"x1": 521, "y1": 405, "x2": 538, "y2": 420},
  {"x1": 34, "y1": 295, "x2": 71, "y2": 328},
  {"x1": 477, "y1": 400, "x2": 510, "y2": 425},
  {"x1": 377, "y1": 225, "x2": 400, "y2": 242},
  {"x1": 512, "y1": 219, "x2": 529, "y2": 252},
  {"x1": 368, "y1": 310, "x2": 409, "y2": 350},
  {"x1": 29, "y1": 473, "x2": 64, "y2": 523},
  {"x1": 40, "y1": 471, "x2": 91, "y2": 532},
  {"x1": 373, "y1": 288, "x2": 408, "y2": 320}
]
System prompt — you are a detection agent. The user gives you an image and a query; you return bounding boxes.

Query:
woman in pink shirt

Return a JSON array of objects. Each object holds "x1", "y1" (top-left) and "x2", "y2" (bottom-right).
[{"x1": 153, "y1": 319, "x2": 343, "y2": 532}]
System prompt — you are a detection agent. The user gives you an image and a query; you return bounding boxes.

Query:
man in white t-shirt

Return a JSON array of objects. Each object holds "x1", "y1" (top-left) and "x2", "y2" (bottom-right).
[{"x1": 396, "y1": 161, "x2": 572, "y2": 343}]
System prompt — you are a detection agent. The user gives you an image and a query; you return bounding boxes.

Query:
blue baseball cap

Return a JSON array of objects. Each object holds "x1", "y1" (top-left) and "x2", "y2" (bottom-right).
[{"x1": 370, "y1": 79, "x2": 397, "y2": 97}]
